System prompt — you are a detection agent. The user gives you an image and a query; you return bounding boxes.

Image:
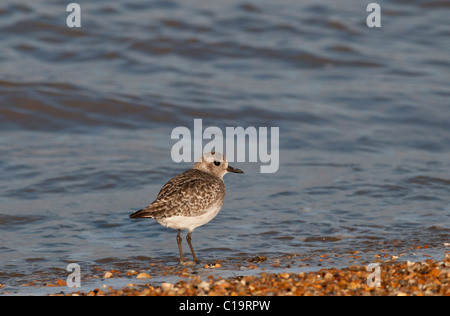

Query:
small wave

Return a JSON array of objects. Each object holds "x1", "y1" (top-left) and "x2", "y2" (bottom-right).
[
  {"x1": 0, "y1": 214, "x2": 44, "y2": 227},
  {"x1": 304, "y1": 236, "x2": 344, "y2": 242},
  {"x1": 128, "y1": 35, "x2": 382, "y2": 69},
  {"x1": 405, "y1": 176, "x2": 450, "y2": 186}
]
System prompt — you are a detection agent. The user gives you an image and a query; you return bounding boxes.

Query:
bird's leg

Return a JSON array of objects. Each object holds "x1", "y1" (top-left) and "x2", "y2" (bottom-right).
[
  {"x1": 177, "y1": 229, "x2": 187, "y2": 262},
  {"x1": 186, "y1": 231, "x2": 200, "y2": 264}
]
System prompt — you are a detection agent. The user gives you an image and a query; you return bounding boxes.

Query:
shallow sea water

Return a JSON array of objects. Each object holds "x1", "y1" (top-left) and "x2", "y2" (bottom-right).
[{"x1": 0, "y1": 0, "x2": 449, "y2": 294}]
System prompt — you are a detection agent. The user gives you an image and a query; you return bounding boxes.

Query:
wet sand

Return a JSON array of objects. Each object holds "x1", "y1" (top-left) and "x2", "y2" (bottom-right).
[{"x1": 55, "y1": 253, "x2": 450, "y2": 296}]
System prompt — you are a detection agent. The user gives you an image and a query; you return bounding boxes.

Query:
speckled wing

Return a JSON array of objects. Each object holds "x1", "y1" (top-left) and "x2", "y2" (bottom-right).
[{"x1": 130, "y1": 169, "x2": 225, "y2": 219}]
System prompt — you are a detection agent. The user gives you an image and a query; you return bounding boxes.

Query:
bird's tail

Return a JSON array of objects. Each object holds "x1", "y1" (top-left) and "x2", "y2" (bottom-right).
[{"x1": 129, "y1": 208, "x2": 154, "y2": 219}]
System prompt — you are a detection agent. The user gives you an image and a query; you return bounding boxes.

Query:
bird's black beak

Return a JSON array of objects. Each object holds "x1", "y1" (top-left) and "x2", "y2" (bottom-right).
[{"x1": 227, "y1": 165, "x2": 244, "y2": 174}]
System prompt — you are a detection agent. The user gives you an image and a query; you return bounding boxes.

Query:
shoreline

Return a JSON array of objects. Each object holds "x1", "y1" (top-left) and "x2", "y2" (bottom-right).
[
  {"x1": 2, "y1": 247, "x2": 448, "y2": 296},
  {"x1": 62, "y1": 255, "x2": 450, "y2": 296}
]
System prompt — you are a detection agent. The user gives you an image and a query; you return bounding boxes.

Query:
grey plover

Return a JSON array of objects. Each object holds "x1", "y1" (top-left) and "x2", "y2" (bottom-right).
[{"x1": 130, "y1": 152, "x2": 243, "y2": 264}]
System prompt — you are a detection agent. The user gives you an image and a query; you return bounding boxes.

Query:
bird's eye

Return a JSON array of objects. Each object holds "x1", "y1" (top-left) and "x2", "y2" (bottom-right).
[{"x1": 214, "y1": 161, "x2": 221, "y2": 166}]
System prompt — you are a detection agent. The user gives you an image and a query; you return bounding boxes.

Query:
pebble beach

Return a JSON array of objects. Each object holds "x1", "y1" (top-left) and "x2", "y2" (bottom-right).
[{"x1": 50, "y1": 251, "x2": 450, "y2": 296}]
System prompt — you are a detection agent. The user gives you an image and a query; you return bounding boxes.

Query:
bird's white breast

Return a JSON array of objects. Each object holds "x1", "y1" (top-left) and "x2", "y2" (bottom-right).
[{"x1": 156, "y1": 204, "x2": 223, "y2": 232}]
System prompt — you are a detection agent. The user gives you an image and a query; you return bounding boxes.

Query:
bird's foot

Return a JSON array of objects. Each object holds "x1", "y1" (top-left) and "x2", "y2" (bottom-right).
[
  {"x1": 179, "y1": 256, "x2": 201, "y2": 266},
  {"x1": 179, "y1": 259, "x2": 197, "y2": 266}
]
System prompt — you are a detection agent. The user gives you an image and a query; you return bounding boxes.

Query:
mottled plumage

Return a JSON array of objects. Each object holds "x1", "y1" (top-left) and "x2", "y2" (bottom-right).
[
  {"x1": 130, "y1": 152, "x2": 243, "y2": 264},
  {"x1": 131, "y1": 169, "x2": 225, "y2": 219}
]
